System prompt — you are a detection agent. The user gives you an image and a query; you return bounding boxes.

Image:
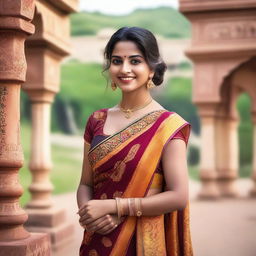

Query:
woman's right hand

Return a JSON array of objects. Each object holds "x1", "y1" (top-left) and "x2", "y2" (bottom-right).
[{"x1": 81, "y1": 214, "x2": 120, "y2": 235}]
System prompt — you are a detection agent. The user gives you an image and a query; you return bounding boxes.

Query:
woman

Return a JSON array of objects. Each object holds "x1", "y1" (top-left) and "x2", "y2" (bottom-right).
[{"x1": 77, "y1": 27, "x2": 193, "y2": 256}]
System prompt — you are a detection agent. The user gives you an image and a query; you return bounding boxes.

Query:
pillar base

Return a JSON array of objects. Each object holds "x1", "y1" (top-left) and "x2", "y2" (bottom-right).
[
  {"x1": 249, "y1": 187, "x2": 256, "y2": 197},
  {"x1": 25, "y1": 207, "x2": 74, "y2": 251},
  {"x1": 198, "y1": 182, "x2": 221, "y2": 200},
  {"x1": 217, "y1": 175, "x2": 239, "y2": 198},
  {"x1": 0, "y1": 233, "x2": 50, "y2": 256}
]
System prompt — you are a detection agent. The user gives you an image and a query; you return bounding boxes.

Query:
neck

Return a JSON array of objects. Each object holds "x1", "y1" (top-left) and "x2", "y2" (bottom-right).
[{"x1": 120, "y1": 88, "x2": 152, "y2": 109}]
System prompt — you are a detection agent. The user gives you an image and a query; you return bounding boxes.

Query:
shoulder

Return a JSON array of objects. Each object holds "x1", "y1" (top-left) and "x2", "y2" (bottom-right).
[
  {"x1": 88, "y1": 108, "x2": 108, "y2": 122},
  {"x1": 164, "y1": 111, "x2": 189, "y2": 124}
]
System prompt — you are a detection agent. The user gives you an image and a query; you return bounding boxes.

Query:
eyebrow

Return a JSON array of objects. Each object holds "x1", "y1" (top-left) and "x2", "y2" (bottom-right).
[{"x1": 111, "y1": 55, "x2": 143, "y2": 59}]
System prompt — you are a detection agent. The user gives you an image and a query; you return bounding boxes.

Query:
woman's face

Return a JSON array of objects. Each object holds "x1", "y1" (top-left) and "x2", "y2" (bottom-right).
[{"x1": 109, "y1": 41, "x2": 154, "y2": 93}]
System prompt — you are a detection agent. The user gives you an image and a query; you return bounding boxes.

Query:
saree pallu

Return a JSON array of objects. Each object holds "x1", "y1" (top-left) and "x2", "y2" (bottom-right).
[{"x1": 80, "y1": 110, "x2": 193, "y2": 256}]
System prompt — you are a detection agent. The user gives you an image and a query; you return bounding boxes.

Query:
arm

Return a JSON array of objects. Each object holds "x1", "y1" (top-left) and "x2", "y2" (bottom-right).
[
  {"x1": 140, "y1": 138, "x2": 189, "y2": 215},
  {"x1": 76, "y1": 142, "x2": 93, "y2": 209},
  {"x1": 77, "y1": 142, "x2": 119, "y2": 234},
  {"x1": 80, "y1": 138, "x2": 189, "y2": 220}
]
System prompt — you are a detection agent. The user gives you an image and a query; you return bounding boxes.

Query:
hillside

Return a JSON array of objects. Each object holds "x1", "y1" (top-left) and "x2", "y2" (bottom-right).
[{"x1": 71, "y1": 7, "x2": 190, "y2": 38}]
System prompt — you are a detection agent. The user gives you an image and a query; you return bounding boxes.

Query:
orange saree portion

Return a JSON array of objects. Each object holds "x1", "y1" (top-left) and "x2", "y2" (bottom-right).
[{"x1": 80, "y1": 110, "x2": 193, "y2": 256}]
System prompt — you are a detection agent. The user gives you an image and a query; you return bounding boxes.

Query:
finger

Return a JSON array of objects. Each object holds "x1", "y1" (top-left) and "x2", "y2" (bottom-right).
[
  {"x1": 77, "y1": 205, "x2": 88, "y2": 215},
  {"x1": 96, "y1": 221, "x2": 116, "y2": 234},
  {"x1": 86, "y1": 215, "x2": 112, "y2": 231},
  {"x1": 87, "y1": 218, "x2": 109, "y2": 231},
  {"x1": 82, "y1": 214, "x2": 110, "y2": 229},
  {"x1": 100, "y1": 223, "x2": 118, "y2": 235}
]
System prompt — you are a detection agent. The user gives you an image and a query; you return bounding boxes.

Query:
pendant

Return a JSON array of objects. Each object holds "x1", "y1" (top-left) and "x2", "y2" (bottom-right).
[{"x1": 124, "y1": 109, "x2": 132, "y2": 119}]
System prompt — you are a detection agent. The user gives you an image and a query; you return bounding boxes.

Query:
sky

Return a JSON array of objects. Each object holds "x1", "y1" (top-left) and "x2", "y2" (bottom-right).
[{"x1": 79, "y1": 0, "x2": 178, "y2": 15}]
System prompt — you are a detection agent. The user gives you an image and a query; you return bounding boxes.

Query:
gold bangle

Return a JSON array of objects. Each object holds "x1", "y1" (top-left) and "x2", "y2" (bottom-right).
[
  {"x1": 128, "y1": 198, "x2": 132, "y2": 216},
  {"x1": 115, "y1": 197, "x2": 121, "y2": 220},
  {"x1": 135, "y1": 198, "x2": 142, "y2": 217},
  {"x1": 120, "y1": 198, "x2": 125, "y2": 216},
  {"x1": 128, "y1": 198, "x2": 136, "y2": 216}
]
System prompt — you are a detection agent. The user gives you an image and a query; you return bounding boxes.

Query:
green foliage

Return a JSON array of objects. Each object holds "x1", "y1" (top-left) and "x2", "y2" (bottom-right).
[
  {"x1": 156, "y1": 76, "x2": 200, "y2": 134},
  {"x1": 188, "y1": 145, "x2": 200, "y2": 166},
  {"x1": 71, "y1": 7, "x2": 190, "y2": 38},
  {"x1": 177, "y1": 61, "x2": 193, "y2": 70},
  {"x1": 237, "y1": 93, "x2": 253, "y2": 166},
  {"x1": 56, "y1": 61, "x2": 121, "y2": 131}
]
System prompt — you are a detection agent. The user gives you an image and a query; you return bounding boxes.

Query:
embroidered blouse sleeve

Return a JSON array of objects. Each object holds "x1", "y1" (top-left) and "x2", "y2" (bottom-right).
[{"x1": 83, "y1": 114, "x2": 95, "y2": 144}]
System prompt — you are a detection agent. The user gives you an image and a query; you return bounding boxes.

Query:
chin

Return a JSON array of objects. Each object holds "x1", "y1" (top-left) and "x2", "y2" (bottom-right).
[{"x1": 118, "y1": 86, "x2": 137, "y2": 93}]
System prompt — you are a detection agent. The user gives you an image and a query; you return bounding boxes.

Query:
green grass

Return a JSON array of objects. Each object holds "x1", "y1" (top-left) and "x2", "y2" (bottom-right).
[
  {"x1": 71, "y1": 7, "x2": 191, "y2": 38},
  {"x1": 19, "y1": 123, "x2": 83, "y2": 206}
]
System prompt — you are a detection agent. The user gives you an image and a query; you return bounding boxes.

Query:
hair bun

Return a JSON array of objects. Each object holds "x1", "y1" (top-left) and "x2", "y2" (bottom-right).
[{"x1": 152, "y1": 61, "x2": 167, "y2": 86}]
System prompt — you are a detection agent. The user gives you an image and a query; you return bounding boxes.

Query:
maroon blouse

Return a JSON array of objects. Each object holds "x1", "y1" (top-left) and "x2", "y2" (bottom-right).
[{"x1": 84, "y1": 108, "x2": 186, "y2": 149}]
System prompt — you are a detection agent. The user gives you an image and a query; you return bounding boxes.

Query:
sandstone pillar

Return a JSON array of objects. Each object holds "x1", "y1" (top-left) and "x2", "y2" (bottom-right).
[
  {"x1": 0, "y1": 1, "x2": 50, "y2": 255},
  {"x1": 216, "y1": 116, "x2": 239, "y2": 197},
  {"x1": 250, "y1": 113, "x2": 256, "y2": 197},
  {"x1": 198, "y1": 105, "x2": 220, "y2": 199},
  {"x1": 23, "y1": 48, "x2": 74, "y2": 251},
  {"x1": 26, "y1": 94, "x2": 54, "y2": 209},
  {"x1": 22, "y1": 0, "x2": 79, "y2": 249}
]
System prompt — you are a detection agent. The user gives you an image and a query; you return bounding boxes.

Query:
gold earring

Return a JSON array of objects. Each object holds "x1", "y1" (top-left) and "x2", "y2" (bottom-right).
[
  {"x1": 147, "y1": 79, "x2": 155, "y2": 89},
  {"x1": 111, "y1": 81, "x2": 117, "y2": 91}
]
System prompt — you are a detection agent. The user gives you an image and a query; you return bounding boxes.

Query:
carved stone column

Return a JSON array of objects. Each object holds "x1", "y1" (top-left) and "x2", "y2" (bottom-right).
[
  {"x1": 23, "y1": 48, "x2": 74, "y2": 250},
  {"x1": 198, "y1": 104, "x2": 220, "y2": 199},
  {"x1": 0, "y1": 1, "x2": 50, "y2": 255},
  {"x1": 22, "y1": 0, "x2": 79, "y2": 249},
  {"x1": 250, "y1": 113, "x2": 256, "y2": 197},
  {"x1": 216, "y1": 116, "x2": 239, "y2": 197}
]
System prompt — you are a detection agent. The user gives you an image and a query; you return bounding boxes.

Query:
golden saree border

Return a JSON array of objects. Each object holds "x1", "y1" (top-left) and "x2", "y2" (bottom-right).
[
  {"x1": 109, "y1": 217, "x2": 137, "y2": 256},
  {"x1": 124, "y1": 113, "x2": 187, "y2": 197},
  {"x1": 137, "y1": 215, "x2": 167, "y2": 256},
  {"x1": 88, "y1": 110, "x2": 165, "y2": 170},
  {"x1": 110, "y1": 113, "x2": 188, "y2": 255}
]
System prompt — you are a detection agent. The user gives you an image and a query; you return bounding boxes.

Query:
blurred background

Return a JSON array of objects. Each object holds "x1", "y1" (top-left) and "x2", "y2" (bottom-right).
[{"x1": 19, "y1": 0, "x2": 255, "y2": 255}]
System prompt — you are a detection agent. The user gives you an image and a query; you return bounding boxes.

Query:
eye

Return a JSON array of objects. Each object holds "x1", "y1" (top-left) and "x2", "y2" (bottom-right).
[
  {"x1": 130, "y1": 59, "x2": 141, "y2": 65},
  {"x1": 111, "y1": 59, "x2": 122, "y2": 65}
]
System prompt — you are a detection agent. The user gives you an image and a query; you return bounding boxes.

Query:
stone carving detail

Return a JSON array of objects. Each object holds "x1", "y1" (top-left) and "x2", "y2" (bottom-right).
[
  {"x1": 0, "y1": 202, "x2": 22, "y2": 215},
  {"x1": 0, "y1": 86, "x2": 7, "y2": 156},
  {"x1": 205, "y1": 21, "x2": 256, "y2": 41}
]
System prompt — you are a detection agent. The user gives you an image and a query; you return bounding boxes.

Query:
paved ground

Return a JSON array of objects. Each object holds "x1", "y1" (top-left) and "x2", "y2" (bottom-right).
[{"x1": 52, "y1": 179, "x2": 256, "y2": 256}]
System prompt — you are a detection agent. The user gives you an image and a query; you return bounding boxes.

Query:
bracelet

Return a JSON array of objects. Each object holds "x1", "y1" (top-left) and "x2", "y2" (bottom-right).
[
  {"x1": 117, "y1": 198, "x2": 143, "y2": 217},
  {"x1": 135, "y1": 198, "x2": 142, "y2": 217},
  {"x1": 115, "y1": 197, "x2": 122, "y2": 220}
]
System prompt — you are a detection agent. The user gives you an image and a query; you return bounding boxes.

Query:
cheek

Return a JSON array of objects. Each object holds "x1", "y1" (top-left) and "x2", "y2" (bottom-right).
[{"x1": 108, "y1": 66, "x2": 118, "y2": 77}]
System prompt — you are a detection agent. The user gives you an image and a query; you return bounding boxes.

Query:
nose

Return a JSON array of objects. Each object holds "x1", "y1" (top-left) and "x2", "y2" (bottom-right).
[{"x1": 120, "y1": 60, "x2": 131, "y2": 73}]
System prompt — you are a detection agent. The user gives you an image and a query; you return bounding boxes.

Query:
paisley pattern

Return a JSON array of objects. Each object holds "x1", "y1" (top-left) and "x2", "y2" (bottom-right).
[
  {"x1": 102, "y1": 237, "x2": 113, "y2": 248},
  {"x1": 88, "y1": 249, "x2": 99, "y2": 256},
  {"x1": 137, "y1": 215, "x2": 167, "y2": 256}
]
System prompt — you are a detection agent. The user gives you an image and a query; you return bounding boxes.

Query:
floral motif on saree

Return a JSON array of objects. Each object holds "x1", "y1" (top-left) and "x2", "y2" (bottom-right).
[{"x1": 80, "y1": 110, "x2": 193, "y2": 256}]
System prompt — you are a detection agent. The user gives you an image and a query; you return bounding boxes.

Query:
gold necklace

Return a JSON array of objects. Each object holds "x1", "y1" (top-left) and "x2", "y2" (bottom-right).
[{"x1": 119, "y1": 98, "x2": 153, "y2": 119}]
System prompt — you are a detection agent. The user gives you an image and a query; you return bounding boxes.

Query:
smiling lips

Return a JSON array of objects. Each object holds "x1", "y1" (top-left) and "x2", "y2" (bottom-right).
[{"x1": 118, "y1": 76, "x2": 136, "y2": 83}]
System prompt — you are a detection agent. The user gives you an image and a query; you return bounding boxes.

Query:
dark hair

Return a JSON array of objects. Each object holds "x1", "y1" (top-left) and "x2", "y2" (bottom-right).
[{"x1": 104, "y1": 27, "x2": 167, "y2": 86}]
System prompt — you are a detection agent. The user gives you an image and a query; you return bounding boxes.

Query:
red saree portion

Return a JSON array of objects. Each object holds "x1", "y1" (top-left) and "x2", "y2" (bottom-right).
[{"x1": 80, "y1": 110, "x2": 193, "y2": 256}]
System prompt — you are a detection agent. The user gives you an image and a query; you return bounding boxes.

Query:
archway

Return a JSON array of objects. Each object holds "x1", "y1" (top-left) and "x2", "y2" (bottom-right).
[{"x1": 179, "y1": 0, "x2": 256, "y2": 199}]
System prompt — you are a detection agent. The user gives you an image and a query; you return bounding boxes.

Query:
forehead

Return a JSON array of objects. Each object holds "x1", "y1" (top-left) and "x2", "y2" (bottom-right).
[{"x1": 112, "y1": 41, "x2": 143, "y2": 56}]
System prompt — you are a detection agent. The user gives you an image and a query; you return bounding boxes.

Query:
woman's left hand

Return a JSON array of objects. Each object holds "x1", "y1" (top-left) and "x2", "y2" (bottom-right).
[{"x1": 78, "y1": 199, "x2": 116, "y2": 225}]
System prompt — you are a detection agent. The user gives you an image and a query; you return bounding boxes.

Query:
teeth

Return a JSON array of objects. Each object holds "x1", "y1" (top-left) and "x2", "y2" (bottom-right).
[{"x1": 120, "y1": 77, "x2": 134, "y2": 81}]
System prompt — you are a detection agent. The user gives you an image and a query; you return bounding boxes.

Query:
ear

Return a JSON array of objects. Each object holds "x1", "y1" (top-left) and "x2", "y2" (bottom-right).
[{"x1": 149, "y1": 70, "x2": 155, "y2": 79}]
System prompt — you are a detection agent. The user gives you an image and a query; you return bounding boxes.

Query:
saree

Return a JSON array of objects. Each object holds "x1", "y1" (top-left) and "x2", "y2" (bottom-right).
[{"x1": 80, "y1": 110, "x2": 193, "y2": 256}]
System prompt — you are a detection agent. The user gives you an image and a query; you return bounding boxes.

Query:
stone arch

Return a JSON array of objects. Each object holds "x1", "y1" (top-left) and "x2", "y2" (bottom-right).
[
  {"x1": 179, "y1": 0, "x2": 256, "y2": 199},
  {"x1": 214, "y1": 57, "x2": 256, "y2": 197}
]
